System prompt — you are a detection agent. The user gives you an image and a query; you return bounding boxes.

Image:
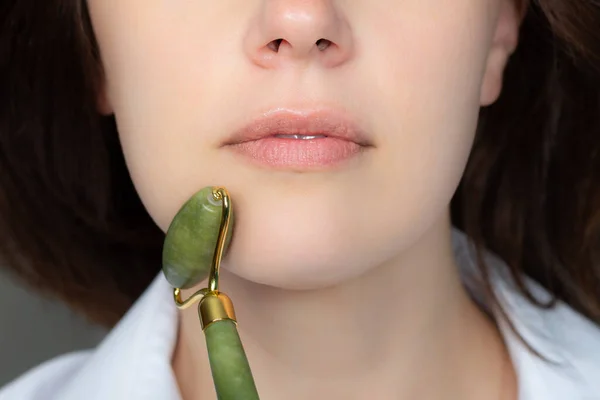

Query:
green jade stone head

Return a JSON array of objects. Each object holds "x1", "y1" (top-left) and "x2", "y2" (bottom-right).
[{"x1": 162, "y1": 186, "x2": 234, "y2": 289}]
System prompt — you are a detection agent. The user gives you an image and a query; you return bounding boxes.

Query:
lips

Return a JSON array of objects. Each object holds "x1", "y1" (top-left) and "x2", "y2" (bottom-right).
[{"x1": 224, "y1": 109, "x2": 371, "y2": 169}]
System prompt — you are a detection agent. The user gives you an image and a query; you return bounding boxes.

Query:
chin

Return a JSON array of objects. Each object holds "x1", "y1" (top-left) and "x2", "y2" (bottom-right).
[
  {"x1": 219, "y1": 204, "x2": 406, "y2": 290},
  {"x1": 218, "y1": 207, "x2": 355, "y2": 289},
  {"x1": 224, "y1": 247, "x2": 369, "y2": 290}
]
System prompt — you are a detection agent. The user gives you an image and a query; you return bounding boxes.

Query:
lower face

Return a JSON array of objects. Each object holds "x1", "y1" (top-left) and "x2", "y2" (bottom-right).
[{"x1": 88, "y1": 0, "x2": 506, "y2": 289}]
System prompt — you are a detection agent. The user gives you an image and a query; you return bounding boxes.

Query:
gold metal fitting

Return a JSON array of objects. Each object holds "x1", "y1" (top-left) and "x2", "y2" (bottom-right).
[
  {"x1": 199, "y1": 291, "x2": 237, "y2": 330},
  {"x1": 173, "y1": 287, "x2": 209, "y2": 310}
]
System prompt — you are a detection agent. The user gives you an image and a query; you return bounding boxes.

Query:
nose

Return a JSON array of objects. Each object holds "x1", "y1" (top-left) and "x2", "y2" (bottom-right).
[{"x1": 244, "y1": 0, "x2": 354, "y2": 69}]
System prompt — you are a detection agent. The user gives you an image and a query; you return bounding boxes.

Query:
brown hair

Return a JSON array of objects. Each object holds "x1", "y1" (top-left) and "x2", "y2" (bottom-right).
[{"x1": 1, "y1": 1, "x2": 599, "y2": 327}]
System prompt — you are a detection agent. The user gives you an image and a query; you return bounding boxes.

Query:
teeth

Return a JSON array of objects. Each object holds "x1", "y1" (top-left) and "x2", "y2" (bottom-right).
[{"x1": 274, "y1": 134, "x2": 326, "y2": 140}]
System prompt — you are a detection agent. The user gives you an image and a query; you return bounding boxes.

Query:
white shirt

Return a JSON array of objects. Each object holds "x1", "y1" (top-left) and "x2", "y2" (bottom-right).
[{"x1": 1, "y1": 231, "x2": 600, "y2": 400}]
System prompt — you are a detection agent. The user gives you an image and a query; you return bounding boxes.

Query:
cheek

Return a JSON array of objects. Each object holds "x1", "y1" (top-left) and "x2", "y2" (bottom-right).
[
  {"x1": 87, "y1": 1, "x2": 249, "y2": 228},
  {"x1": 351, "y1": 3, "x2": 492, "y2": 231}
]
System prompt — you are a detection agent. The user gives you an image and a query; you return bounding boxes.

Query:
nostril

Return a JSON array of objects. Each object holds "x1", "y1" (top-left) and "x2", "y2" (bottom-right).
[
  {"x1": 266, "y1": 38, "x2": 332, "y2": 53},
  {"x1": 267, "y1": 39, "x2": 284, "y2": 52},
  {"x1": 316, "y1": 39, "x2": 332, "y2": 51}
]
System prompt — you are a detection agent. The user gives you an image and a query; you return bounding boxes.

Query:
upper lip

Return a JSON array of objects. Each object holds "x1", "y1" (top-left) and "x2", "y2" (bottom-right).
[{"x1": 224, "y1": 108, "x2": 371, "y2": 146}]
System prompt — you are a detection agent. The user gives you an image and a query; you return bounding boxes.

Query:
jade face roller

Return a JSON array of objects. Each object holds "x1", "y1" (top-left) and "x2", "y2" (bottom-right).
[{"x1": 162, "y1": 186, "x2": 260, "y2": 399}]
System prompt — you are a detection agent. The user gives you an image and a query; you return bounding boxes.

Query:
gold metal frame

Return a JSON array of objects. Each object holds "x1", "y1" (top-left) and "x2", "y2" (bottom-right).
[{"x1": 173, "y1": 187, "x2": 232, "y2": 310}]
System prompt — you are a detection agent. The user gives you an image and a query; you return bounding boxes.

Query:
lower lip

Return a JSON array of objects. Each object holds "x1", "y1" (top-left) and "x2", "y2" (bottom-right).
[{"x1": 229, "y1": 137, "x2": 362, "y2": 168}]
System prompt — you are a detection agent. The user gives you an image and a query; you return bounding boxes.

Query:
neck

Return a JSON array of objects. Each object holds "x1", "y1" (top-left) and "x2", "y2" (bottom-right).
[{"x1": 173, "y1": 215, "x2": 516, "y2": 399}]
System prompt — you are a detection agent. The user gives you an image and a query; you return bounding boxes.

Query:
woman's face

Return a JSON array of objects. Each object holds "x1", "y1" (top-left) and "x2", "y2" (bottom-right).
[{"x1": 88, "y1": 0, "x2": 519, "y2": 288}]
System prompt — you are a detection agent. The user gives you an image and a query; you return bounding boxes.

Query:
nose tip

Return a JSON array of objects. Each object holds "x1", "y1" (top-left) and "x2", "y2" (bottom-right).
[{"x1": 244, "y1": 1, "x2": 354, "y2": 69}]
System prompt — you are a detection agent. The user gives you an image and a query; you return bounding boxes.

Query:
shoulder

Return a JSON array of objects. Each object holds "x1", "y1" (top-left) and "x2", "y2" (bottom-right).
[
  {"x1": 0, "y1": 275, "x2": 180, "y2": 400},
  {"x1": 0, "y1": 351, "x2": 92, "y2": 400},
  {"x1": 498, "y1": 276, "x2": 600, "y2": 399},
  {"x1": 452, "y1": 229, "x2": 600, "y2": 398},
  {"x1": 478, "y1": 250, "x2": 600, "y2": 398}
]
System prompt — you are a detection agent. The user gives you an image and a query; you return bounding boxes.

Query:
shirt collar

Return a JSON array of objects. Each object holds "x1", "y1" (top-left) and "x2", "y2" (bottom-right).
[{"x1": 58, "y1": 274, "x2": 182, "y2": 400}]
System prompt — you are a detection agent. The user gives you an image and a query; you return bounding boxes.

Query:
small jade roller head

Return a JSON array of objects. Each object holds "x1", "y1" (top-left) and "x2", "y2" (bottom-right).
[{"x1": 162, "y1": 186, "x2": 234, "y2": 290}]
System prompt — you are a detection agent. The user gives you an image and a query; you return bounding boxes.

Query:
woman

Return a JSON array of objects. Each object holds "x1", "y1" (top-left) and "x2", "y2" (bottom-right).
[{"x1": 1, "y1": 0, "x2": 599, "y2": 399}]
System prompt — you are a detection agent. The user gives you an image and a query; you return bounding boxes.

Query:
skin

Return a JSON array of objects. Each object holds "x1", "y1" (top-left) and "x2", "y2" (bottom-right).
[{"x1": 88, "y1": 0, "x2": 522, "y2": 398}]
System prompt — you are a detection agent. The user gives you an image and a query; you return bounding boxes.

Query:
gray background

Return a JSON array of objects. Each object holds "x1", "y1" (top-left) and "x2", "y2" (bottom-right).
[{"x1": 0, "y1": 270, "x2": 106, "y2": 386}]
